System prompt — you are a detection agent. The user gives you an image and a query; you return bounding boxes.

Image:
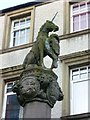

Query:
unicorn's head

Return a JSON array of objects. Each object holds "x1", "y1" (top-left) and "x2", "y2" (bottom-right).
[{"x1": 40, "y1": 20, "x2": 59, "y2": 34}]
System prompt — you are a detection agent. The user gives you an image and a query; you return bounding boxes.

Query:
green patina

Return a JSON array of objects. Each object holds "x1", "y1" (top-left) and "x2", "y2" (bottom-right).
[{"x1": 23, "y1": 20, "x2": 59, "y2": 69}]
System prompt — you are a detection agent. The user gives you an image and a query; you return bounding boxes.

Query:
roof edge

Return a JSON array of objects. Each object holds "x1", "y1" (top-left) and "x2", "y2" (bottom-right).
[{"x1": 0, "y1": 2, "x2": 42, "y2": 15}]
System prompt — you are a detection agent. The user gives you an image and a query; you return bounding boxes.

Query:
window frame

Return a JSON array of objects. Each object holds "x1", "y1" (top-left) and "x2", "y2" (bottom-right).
[
  {"x1": 3, "y1": 6, "x2": 35, "y2": 49},
  {"x1": 70, "y1": 1, "x2": 90, "y2": 32},
  {"x1": 70, "y1": 65, "x2": 90, "y2": 115},
  {"x1": 2, "y1": 81, "x2": 23, "y2": 119},
  {"x1": 10, "y1": 16, "x2": 31, "y2": 47}
]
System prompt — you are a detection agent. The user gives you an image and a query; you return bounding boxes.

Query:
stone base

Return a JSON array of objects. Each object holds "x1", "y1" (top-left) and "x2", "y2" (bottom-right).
[
  {"x1": 12, "y1": 65, "x2": 63, "y2": 108},
  {"x1": 23, "y1": 101, "x2": 51, "y2": 118}
]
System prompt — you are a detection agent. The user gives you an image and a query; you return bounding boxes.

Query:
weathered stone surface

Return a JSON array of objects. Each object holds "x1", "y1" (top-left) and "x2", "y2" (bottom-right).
[
  {"x1": 23, "y1": 101, "x2": 51, "y2": 118},
  {"x1": 23, "y1": 20, "x2": 59, "y2": 69},
  {"x1": 12, "y1": 65, "x2": 63, "y2": 108},
  {"x1": 12, "y1": 20, "x2": 64, "y2": 112}
]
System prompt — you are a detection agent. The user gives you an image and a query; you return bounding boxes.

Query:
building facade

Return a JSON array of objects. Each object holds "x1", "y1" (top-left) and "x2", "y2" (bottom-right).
[{"x1": 0, "y1": 0, "x2": 90, "y2": 119}]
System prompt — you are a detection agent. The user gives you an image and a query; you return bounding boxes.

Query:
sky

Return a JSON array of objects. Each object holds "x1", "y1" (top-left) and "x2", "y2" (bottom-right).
[{"x1": 0, "y1": 0, "x2": 36, "y2": 10}]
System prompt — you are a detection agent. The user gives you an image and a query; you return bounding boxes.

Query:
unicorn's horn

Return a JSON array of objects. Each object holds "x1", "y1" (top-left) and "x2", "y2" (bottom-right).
[{"x1": 51, "y1": 12, "x2": 58, "y2": 22}]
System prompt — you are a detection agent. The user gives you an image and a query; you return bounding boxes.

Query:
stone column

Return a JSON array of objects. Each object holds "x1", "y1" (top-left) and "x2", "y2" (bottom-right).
[{"x1": 23, "y1": 101, "x2": 51, "y2": 118}]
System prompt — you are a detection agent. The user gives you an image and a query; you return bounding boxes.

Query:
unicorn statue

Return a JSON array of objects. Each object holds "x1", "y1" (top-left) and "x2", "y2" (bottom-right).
[
  {"x1": 23, "y1": 20, "x2": 60, "y2": 69},
  {"x1": 12, "y1": 16, "x2": 63, "y2": 108}
]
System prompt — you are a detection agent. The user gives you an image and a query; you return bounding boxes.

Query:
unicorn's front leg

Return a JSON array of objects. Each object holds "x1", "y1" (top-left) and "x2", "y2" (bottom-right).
[
  {"x1": 38, "y1": 41, "x2": 45, "y2": 67},
  {"x1": 40, "y1": 49, "x2": 46, "y2": 69},
  {"x1": 41, "y1": 51, "x2": 45, "y2": 67},
  {"x1": 51, "y1": 57, "x2": 58, "y2": 69},
  {"x1": 40, "y1": 50, "x2": 43, "y2": 66}
]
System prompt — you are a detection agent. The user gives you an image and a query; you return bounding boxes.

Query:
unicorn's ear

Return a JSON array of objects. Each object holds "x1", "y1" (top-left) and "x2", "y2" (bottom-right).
[{"x1": 46, "y1": 20, "x2": 50, "y2": 23}]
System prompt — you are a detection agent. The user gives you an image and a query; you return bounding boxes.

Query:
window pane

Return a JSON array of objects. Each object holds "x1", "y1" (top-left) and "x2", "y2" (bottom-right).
[
  {"x1": 80, "y1": 67, "x2": 87, "y2": 79},
  {"x1": 80, "y1": 3, "x2": 86, "y2": 9},
  {"x1": 73, "y1": 5, "x2": 79, "y2": 11},
  {"x1": 19, "y1": 29, "x2": 26, "y2": 44},
  {"x1": 72, "y1": 69, "x2": 79, "y2": 75},
  {"x1": 7, "y1": 83, "x2": 13, "y2": 88},
  {"x1": 88, "y1": 67, "x2": 90, "y2": 78},
  {"x1": 80, "y1": 67, "x2": 87, "y2": 73},
  {"x1": 14, "y1": 22, "x2": 19, "y2": 28},
  {"x1": 88, "y1": 67, "x2": 90, "y2": 72},
  {"x1": 72, "y1": 69, "x2": 79, "y2": 80},
  {"x1": 7, "y1": 83, "x2": 13, "y2": 93},
  {"x1": 80, "y1": 13, "x2": 86, "y2": 29},
  {"x1": 14, "y1": 31, "x2": 19, "y2": 38},
  {"x1": 26, "y1": 18, "x2": 30, "y2": 25},
  {"x1": 20, "y1": 29, "x2": 25, "y2": 36},
  {"x1": 5, "y1": 94, "x2": 20, "y2": 119},
  {"x1": 73, "y1": 80, "x2": 88, "y2": 114},
  {"x1": 20, "y1": 29, "x2": 25, "y2": 40},
  {"x1": 80, "y1": 73, "x2": 87, "y2": 79},
  {"x1": 26, "y1": 28, "x2": 30, "y2": 43},
  {"x1": 87, "y1": 1, "x2": 90, "y2": 8},
  {"x1": 88, "y1": 12, "x2": 90, "y2": 28},
  {"x1": 72, "y1": 75, "x2": 79, "y2": 80},
  {"x1": 88, "y1": 72, "x2": 90, "y2": 78},
  {"x1": 14, "y1": 37, "x2": 19, "y2": 46},
  {"x1": 7, "y1": 88, "x2": 13, "y2": 93},
  {"x1": 26, "y1": 28, "x2": 30, "y2": 36},
  {"x1": 73, "y1": 15, "x2": 79, "y2": 31},
  {"x1": 20, "y1": 19, "x2": 25, "y2": 26}
]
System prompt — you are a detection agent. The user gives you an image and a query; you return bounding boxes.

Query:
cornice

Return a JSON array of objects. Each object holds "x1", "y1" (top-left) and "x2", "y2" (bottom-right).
[
  {"x1": 60, "y1": 29, "x2": 90, "y2": 40},
  {"x1": 1, "y1": 49, "x2": 90, "y2": 79},
  {"x1": 0, "y1": 2, "x2": 41, "y2": 15},
  {"x1": 0, "y1": 65, "x2": 23, "y2": 80},
  {"x1": 61, "y1": 112, "x2": 90, "y2": 119},
  {"x1": 0, "y1": 43, "x2": 33, "y2": 54},
  {"x1": 0, "y1": 0, "x2": 58, "y2": 16},
  {"x1": 59, "y1": 49, "x2": 90, "y2": 61}
]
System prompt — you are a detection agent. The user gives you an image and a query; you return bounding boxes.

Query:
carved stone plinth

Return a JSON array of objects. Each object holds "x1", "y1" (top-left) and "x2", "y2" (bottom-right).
[{"x1": 12, "y1": 65, "x2": 63, "y2": 108}]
